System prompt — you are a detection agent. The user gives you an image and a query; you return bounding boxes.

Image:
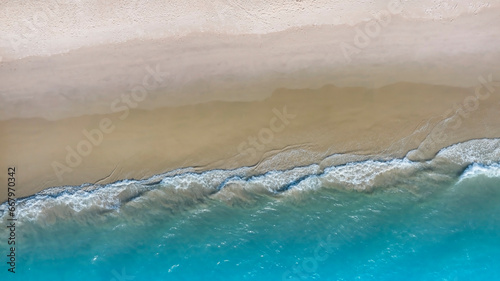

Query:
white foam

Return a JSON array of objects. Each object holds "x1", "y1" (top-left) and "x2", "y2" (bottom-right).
[
  {"x1": 245, "y1": 165, "x2": 321, "y2": 191},
  {"x1": 160, "y1": 168, "x2": 249, "y2": 190},
  {"x1": 434, "y1": 139, "x2": 500, "y2": 165},
  {"x1": 458, "y1": 163, "x2": 500, "y2": 182},
  {"x1": 2, "y1": 138, "x2": 500, "y2": 223},
  {"x1": 0, "y1": 180, "x2": 144, "y2": 222},
  {"x1": 319, "y1": 159, "x2": 420, "y2": 190},
  {"x1": 291, "y1": 176, "x2": 323, "y2": 192}
]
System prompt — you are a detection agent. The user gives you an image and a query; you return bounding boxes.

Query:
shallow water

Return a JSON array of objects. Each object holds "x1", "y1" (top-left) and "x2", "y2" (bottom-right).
[{"x1": 2, "y1": 139, "x2": 500, "y2": 281}]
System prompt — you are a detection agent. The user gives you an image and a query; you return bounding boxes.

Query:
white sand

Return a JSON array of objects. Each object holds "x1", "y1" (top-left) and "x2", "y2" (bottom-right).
[
  {"x1": 1, "y1": 6, "x2": 500, "y2": 120},
  {"x1": 0, "y1": 0, "x2": 497, "y2": 60}
]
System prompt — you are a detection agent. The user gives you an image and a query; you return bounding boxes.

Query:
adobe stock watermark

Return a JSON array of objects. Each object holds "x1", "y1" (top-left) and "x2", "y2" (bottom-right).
[
  {"x1": 51, "y1": 64, "x2": 168, "y2": 182},
  {"x1": 410, "y1": 74, "x2": 499, "y2": 160},
  {"x1": 237, "y1": 106, "x2": 296, "y2": 159},
  {"x1": 340, "y1": 0, "x2": 404, "y2": 63},
  {"x1": 110, "y1": 267, "x2": 135, "y2": 281},
  {"x1": 282, "y1": 234, "x2": 335, "y2": 281}
]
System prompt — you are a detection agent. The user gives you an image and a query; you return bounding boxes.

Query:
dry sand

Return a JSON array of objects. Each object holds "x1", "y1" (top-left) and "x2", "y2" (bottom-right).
[{"x1": 1, "y1": 3, "x2": 500, "y2": 203}]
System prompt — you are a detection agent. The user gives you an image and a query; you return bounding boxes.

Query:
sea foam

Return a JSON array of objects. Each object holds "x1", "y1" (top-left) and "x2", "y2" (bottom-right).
[
  {"x1": 458, "y1": 163, "x2": 500, "y2": 182},
  {"x1": 1, "y1": 138, "x2": 499, "y2": 223}
]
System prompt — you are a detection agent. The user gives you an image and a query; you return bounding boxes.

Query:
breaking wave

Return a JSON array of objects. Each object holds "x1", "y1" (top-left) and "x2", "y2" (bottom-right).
[{"x1": 1, "y1": 138, "x2": 499, "y2": 223}]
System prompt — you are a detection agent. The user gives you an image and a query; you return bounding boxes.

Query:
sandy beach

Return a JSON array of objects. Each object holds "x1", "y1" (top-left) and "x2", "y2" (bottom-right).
[
  {"x1": 3, "y1": 2, "x2": 500, "y2": 280},
  {"x1": 1, "y1": 80, "x2": 500, "y2": 202},
  {"x1": 1, "y1": 1, "x2": 500, "y2": 203}
]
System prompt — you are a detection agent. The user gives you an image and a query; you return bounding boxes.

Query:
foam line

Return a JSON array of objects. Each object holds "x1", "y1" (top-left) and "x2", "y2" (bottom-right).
[{"x1": 1, "y1": 138, "x2": 499, "y2": 222}]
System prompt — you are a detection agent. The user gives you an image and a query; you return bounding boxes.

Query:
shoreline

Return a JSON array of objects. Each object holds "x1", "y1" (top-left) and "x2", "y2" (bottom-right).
[
  {"x1": 2, "y1": 137, "x2": 500, "y2": 207},
  {"x1": 1, "y1": 81, "x2": 500, "y2": 203},
  {"x1": 1, "y1": 4, "x2": 500, "y2": 203},
  {"x1": 2, "y1": 2, "x2": 500, "y2": 280}
]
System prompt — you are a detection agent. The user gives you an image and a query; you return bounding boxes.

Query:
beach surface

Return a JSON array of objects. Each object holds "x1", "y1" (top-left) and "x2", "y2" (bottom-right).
[{"x1": 1, "y1": 1, "x2": 500, "y2": 203}]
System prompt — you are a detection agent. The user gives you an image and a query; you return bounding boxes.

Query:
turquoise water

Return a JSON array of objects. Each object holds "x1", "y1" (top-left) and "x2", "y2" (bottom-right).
[{"x1": 2, "y1": 140, "x2": 500, "y2": 281}]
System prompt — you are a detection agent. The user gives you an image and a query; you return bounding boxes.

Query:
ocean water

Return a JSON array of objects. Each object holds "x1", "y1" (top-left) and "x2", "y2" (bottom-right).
[{"x1": 2, "y1": 139, "x2": 500, "y2": 281}]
